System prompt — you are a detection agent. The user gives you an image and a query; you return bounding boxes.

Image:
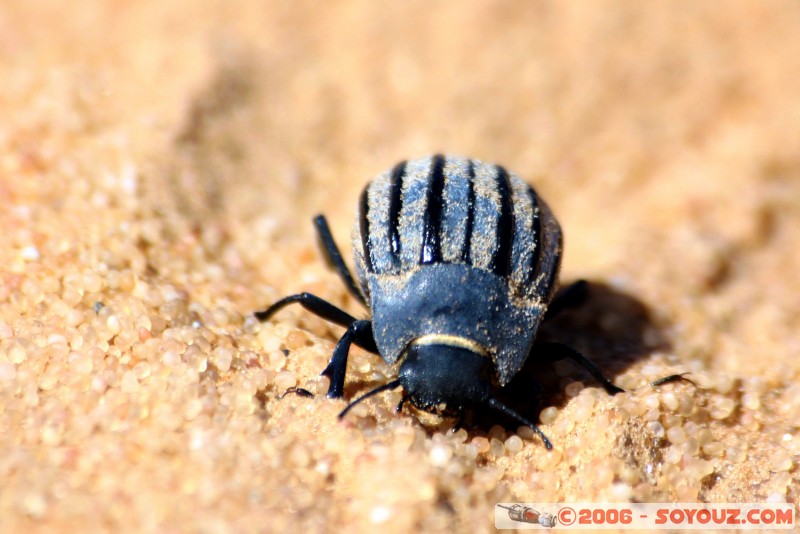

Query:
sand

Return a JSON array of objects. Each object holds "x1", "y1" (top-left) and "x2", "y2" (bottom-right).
[{"x1": 0, "y1": 1, "x2": 798, "y2": 532}]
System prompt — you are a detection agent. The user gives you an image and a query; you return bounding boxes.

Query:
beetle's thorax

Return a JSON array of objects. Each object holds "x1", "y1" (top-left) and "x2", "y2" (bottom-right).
[{"x1": 368, "y1": 263, "x2": 546, "y2": 386}]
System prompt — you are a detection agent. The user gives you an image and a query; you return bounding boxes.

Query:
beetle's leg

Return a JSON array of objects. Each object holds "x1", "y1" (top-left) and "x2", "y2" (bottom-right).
[
  {"x1": 314, "y1": 215, "x2": 368, "y2": 307},
  {"x1": 650, "y1": 372, "x2": 696, "y2": 387},
  {"x1": 255, "y1": 293, "x2": 377, "y2": 352},
  {"x1": 322, "y1": 319, "x2": 374, "y2": 398},
  {"x1": 543, "y1": 280, "x2": 588, "y2": 321},
  {"x1": 278, "y1": 387, "x2": 314, "y2": 399},
  {"x1": 255, "y1": 292, "x2": 356, "y2": 327},
  {"x1": 534, "y1": 341, "x2": 624, "y2": 395},
  {"x1": 451, "y1": 411, "x2": 471, "y2": 433},
  {"x1": 396, "y1": 393, "x2": 408, "y2": 413}
]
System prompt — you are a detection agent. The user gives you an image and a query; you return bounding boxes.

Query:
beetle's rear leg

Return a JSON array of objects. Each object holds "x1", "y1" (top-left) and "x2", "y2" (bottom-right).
[
  {"x1": 314, "y1": 215, "x2": 367, "y2": 307},
  {"x1": 544, "y1": 279, "x2": 588, "y2": 321},
  {"x1": 534, "y1": 341, "x2": 624, "y2": 395}
]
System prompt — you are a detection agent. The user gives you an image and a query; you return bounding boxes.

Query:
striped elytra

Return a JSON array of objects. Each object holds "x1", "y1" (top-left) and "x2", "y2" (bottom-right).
[{"x1": 354, "y1": 154, "x2": 562, "y2": 303}]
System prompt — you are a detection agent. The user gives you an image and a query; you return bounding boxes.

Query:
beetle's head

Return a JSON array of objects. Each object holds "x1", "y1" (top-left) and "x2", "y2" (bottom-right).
[
  {"x1": 397, "y1": 343, "x2": 491, "y2": 416},
  {"x1": 337, "y1": 338, "x2": 553, "y2": 449}
]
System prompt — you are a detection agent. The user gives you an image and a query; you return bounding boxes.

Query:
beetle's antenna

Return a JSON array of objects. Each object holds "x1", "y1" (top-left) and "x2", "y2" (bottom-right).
[
  {"x1": 338, "y1": 380, "x2": 402, "y2": 420},
  {"x1": 486, "y1": 397, "x2": 553, "y2": 450}
]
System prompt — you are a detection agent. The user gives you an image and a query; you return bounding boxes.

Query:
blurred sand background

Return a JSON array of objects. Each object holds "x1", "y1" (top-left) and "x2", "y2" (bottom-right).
[{"x1": 1, "y1": 1, "x2": 799, "y2": 532}]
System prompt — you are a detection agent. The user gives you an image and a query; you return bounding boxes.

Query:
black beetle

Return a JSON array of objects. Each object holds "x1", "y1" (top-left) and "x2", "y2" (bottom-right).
[{"x1": 257, "y1": 155, "x2": 625, "y2": 448}]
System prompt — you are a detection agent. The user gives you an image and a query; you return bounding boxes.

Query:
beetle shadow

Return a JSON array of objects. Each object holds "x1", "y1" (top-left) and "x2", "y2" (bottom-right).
[{"x1": 470, "y1": 280, "x2": 671, "y2": 432}]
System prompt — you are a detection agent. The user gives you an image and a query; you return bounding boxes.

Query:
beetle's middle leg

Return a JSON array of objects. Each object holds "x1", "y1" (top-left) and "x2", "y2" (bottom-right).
[
  {"x1": 255, "y1": 294, "x2": 378, "y2": 398},
  {"x1": 533, "y1": 341, "x2": 624, "y2": 395},
  {"x1": 255, "y1": 292, "x2": 357, "y2": 327},
  {"x1": 255, "y1": 292, "x2": 377, "y2": 354}
]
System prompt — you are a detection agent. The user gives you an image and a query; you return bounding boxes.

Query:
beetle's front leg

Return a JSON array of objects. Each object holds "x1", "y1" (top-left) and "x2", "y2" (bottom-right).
[{"x1": 322, "y1": 319, "x2": 375, "y2": 398}]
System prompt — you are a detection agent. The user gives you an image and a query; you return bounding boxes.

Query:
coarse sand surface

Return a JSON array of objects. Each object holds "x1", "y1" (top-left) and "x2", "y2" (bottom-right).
[{"x1": 0, "y1": 2, "x2": 799, "y2": 532}]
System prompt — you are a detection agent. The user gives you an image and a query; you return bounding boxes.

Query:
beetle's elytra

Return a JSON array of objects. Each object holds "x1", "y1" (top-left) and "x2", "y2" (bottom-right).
[{"x1": 257, "y1": 155, "x2": 624, "y2": 449}]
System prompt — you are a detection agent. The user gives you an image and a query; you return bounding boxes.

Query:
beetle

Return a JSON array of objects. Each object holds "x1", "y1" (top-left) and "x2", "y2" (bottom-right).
[{"x1": 256, "y1": 155, "x2": 625, "y2": 448}]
